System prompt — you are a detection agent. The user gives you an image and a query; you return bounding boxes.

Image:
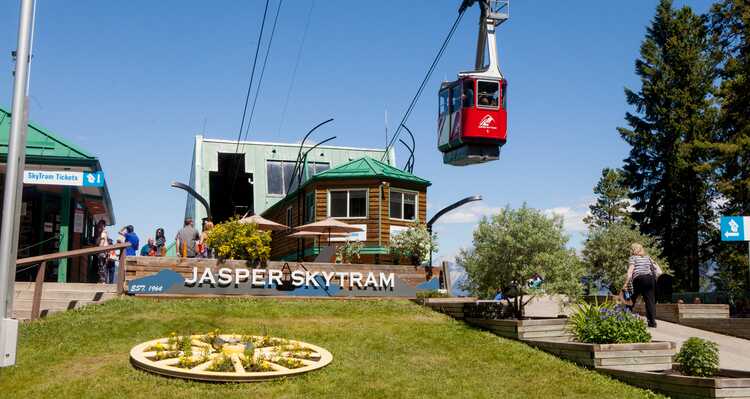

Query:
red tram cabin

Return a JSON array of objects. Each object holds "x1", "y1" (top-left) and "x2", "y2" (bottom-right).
[{"x1": 438, "y1": 76, "x2": 507, "y2": 166}]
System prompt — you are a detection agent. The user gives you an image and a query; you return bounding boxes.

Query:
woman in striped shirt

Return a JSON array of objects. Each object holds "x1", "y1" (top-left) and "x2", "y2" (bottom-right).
[{"x1": 623, "y1": 243, "x2": 663, "y2": 328}]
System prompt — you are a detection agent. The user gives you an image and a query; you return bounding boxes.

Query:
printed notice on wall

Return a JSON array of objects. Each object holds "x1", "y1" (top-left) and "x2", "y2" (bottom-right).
[{"x1": 73, "y1": 210, "x2": 84, "y2": 233}]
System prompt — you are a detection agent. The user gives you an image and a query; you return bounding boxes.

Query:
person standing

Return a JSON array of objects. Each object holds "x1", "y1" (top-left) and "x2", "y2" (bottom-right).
[
  {"x1": 120, "y1": 225, "x2": 139, "y2": 257},
  {"x1": 106, "y1": 238, "x2": 116, "y2": 284},
  {"x1": 199, "y1": 220, "x2": 214, "y2": 258},
  {"x1": 96, "y1": 220, "x2": 109, "y2": 283},
  {"x1": 154, "y1": 228, "x2": 167, "y2": 256},
  {"x1": 623, "y1": 243, "x2": 663, "y2": 328},
  {"x1": 176, "y1": 218, "x2": 200, "y2": 258}
]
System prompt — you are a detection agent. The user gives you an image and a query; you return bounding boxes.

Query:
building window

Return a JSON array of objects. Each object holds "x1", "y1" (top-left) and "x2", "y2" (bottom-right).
[
  {"x1": 305, "y1": 162, "x2": 330, "y2": 180},
  {"x1": 390, "y1": 190, "x2": 417, "y2": 221},
  {"x1": 328, "y1": 189, "x2": 367, "y2": 218},
  {"x1": 267, "y1": 160, "x2": 330, "y2": 196},
  {"x1": 304, "y1": 192, "x2": 315, "y2": 223},
  {"x1": 286, "y1": 207, "x2": 293, "y2": 230}
]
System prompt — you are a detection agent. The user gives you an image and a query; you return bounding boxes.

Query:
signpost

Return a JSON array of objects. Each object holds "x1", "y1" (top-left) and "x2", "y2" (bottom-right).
[
  {"x1": 0, "y1": 0, "x2": 36, "y2": 368},
  {"x1": 720, "y1": 216, "x2": 750, "y2": 289}
]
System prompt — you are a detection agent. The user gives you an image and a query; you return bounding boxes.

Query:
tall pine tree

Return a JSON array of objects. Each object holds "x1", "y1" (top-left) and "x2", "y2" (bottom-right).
[
  {"x1": 711, "y1": 0, "x2": 750, "y2": 291},
  {"x1": 584, "y1": 168, "x2": 631, "y2": 228},
  {"x1": 618, "y1": 0, "x2": 717, "y2": 291}
]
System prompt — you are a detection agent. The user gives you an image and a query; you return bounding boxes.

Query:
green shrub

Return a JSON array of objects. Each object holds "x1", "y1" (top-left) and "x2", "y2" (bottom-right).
[
  {"x1": 675, "y1": 337, "x2": 719, "y2": 377},
  {"x1": 569, "y1": 302, "x2": 651, "y2": 344},
  {"x1": 204, "y1": 218, "x2": 271, "y2": 261},
  {"x1": 416, "y1": 290, "x2": 450, "y2": 299}
]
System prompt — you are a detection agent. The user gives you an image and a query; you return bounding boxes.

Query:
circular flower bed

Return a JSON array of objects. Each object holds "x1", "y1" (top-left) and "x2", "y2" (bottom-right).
[{"x1": 129, "y1": 331, "x2": 333, "y2": 382}]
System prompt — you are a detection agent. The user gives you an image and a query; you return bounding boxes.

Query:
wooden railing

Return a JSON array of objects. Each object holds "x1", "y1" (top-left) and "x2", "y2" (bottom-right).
[{"x1": 16, "y1": 242, "x2": 132, "y2": 320}]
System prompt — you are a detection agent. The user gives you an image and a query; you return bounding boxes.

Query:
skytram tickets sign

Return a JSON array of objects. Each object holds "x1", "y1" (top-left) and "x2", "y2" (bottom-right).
[
  {"x1": 23, "y1": 170, "x2": 104, "y2": 187},
  {"x1": 127, "y1": 264, "x2": 439, "y2": 298}
]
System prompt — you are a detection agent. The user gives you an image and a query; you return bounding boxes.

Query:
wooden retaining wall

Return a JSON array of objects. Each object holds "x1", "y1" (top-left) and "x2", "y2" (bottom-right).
[
  {"x1": 679, "y1": 318, "x2": 750, "y2": 341},
  {"x1": 464, "y1": 317, "x2": 573, "y2": 342},
  {"x1": 600, "y1": 367, "x2": 750, "y2": 399},
  {"x1": 634, "y1": 303, "x2": 750, "y2": 340},
  {"x1": 526, "y1": 340, "x2": 676, "y2": 372},
  {"x1": 421, "y1": 298, "x2": 476, "y2": 320},
  {"x1": 634, "y1": 303, "x2": 730, "y2": 323}
]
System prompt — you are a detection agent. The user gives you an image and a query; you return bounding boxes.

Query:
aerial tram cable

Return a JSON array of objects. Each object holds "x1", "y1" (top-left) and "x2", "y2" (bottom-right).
[
  {"x1": 379, "y1": 8, "x2": 467, "y2": 163},
  {"x1": 241, "y1": 0, "x2": 284, "y2": 143},
  {"x1": 232, "y1": 0, "x2": 271, "y2": 158},
  {"x1": 277, "y1": 0, "x2": 316, "y2": 137},
  {"x1": 228, "y1": 0, "x2": 273, "y2": 205},
  {"x1": 229, "y1": 0, "x2": 284, "y2": 203}
]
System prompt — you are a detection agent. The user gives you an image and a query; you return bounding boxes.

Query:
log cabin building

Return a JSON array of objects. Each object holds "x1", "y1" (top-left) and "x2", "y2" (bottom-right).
[{"x1": 262, "y1": 157, "x2": 430, "y2": 263}]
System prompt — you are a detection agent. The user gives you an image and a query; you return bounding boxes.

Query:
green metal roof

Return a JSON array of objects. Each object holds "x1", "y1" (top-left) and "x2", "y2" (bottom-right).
[
  {"x1": 311, "y1": 157, "x2": 431, "y2": 186},
  {"x1": 262, "y1": 156, "x2": 430, "y2": 218},
  {"x1": 0, "y1": 106, "x2": 115, "y2": 224},
  {"x1": 0, "y1": 106, "x2": 96, "y2": 164}
]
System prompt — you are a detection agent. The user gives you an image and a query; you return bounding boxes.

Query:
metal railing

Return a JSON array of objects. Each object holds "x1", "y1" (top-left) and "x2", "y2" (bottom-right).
[{"x1": 15, "y1": 242, "x2": 131, "y2": 320}]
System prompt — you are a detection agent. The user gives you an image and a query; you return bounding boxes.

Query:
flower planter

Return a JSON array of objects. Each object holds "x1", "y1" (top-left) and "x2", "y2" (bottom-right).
[
  {"x1": 599, "y1": 366, "x2": 750, "y2": 399},
  {"x1": 634, "y1": 303, "x2": 750, "y2": 339},
  {"x1": 420, "y1": 298, "x2": 477, "y2": 320},
  {"x1": 634, "y1": 303, "x2": 730, "y2": 323},
  {"x1": 526, "y1": 340, "x2": 676, "y2": 371},
  {"x1": 679, "y1": 318, "x2": 750, "y2": 340},
  {"x1": 465, "y1": 317, "x2": 573, "y2": 342}
]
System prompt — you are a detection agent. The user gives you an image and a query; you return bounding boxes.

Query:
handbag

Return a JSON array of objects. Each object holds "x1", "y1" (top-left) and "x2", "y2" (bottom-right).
[{"x1": 648, "y1": 257, "x2": 662, "y2": 279}]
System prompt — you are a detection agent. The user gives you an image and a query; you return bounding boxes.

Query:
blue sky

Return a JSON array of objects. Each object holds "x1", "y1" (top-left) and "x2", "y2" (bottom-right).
[{"x1": 0, "y1": 0, "x2": 714, "y2": 260}]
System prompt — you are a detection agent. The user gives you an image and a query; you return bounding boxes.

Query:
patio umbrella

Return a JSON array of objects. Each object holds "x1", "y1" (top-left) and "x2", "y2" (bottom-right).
[
  {"x1": 238, "y1": 214, "x2": 288, "y2": 231},
  {"x1": 288, "y1": 230, "x2": 349, "y2": 253},
  {"x1": 288, "y1": 230, "x2": 348, "y2": 238},
  {"x1": 294, "y1": 217, "x2": 363, "y2": 244}
]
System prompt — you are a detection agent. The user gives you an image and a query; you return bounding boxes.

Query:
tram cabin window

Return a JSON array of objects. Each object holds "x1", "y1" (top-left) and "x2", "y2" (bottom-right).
[
  {"x1": 501, "y1": 80, "x2": 507, "y2": 109},
  {"x1": 451, "y1": 84, "x2": 462, "y2": 113},
  {"x1": 477, "y1": 81, "x2": 499, "y2": 108},
  {"x1": 463, "y1": 80, "x2": 474, "y2": 108},
  {"x1": 439, "y1": 89, "x2": 449, "y2": 116}
]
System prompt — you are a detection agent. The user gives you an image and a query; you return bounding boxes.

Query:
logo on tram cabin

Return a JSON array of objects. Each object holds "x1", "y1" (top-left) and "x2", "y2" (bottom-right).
[{"x1": 478, "y1": 114, "x2": 497, "y2": 129}]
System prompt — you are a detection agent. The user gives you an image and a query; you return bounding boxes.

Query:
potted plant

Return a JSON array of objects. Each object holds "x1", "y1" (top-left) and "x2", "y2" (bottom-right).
[
  {"x1": 389, "y1": 223, "x2": 438, "y2": 266},
  {"x1": 335, "y1": 241, "x2": 363, "y2": 264}
]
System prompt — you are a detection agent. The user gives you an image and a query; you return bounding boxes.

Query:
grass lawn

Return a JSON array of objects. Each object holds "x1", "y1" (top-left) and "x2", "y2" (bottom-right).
[{"x1": 0, "y1": 297, "x2": 663, "y2": 398}]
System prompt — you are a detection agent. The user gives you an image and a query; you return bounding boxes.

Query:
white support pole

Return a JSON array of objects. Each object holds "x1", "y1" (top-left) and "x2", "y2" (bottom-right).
[{"x1": 0, "y1": 0, "x2": 36, "y2": 368}]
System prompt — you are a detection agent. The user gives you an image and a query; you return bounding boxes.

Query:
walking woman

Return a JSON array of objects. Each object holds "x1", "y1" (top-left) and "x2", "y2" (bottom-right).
[
  {"x1": 154, "y1": 228, "x2": 167, "y2": 256},
  {"x1": 623, "y1": 243, "x2": 663, "y2": 328}
]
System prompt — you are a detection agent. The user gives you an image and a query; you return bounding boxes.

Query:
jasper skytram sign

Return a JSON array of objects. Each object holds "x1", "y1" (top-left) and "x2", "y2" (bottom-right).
[{"x1": 127, "y1": 263, "x2": 439, "y2": 298}]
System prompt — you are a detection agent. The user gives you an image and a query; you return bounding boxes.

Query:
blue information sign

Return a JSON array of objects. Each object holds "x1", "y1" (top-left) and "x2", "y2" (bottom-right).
[
  {"x1": 82, "y1": 171, "x2": 104, "y2": 187},
  {"x1": 720, "y1": 216, "x2": 750, "y2": 242}
]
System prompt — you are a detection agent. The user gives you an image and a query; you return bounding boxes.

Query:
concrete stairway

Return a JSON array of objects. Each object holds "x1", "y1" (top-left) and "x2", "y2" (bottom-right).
[{"x1": 12, "y1": 282, "x2": 118, "y2": 320}]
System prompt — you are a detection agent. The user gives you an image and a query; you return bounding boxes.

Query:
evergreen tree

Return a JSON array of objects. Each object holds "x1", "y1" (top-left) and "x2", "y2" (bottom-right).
[
  {"x1": 711, "y1": 0, "x2": 750, "y2": 292},
  {"x1": 618, "y1": 0, "x2": 718, "y2": 291},
  {"x1": 584, "y1": 168, "x2": 631, "y2": 228}
]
